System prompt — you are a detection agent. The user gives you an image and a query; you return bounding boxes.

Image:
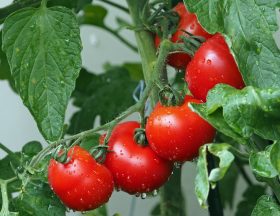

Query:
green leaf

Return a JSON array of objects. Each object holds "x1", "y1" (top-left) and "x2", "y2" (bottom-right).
[
  {"x1": 270, "y1": 141, "x2": 280, "y2": 175},
  {"x1": 11, "y1": 181, "x2": 66, "y2": 216},
  {"x1": 2, "y1": 5, "x2": 82, "y2": 141},
  {"x1": 189, "y1": 103, "x2": 248, "y2": 145},
  {"x1": 80, "y1": 134, "x2": 100, "y2": 151},
  {"x1": 0, "y1": 32, "x2": 16, "y2": 92},
  {"x1": 235, "y1": 185, "x2": 266, "y2": 216},
  {"x1": 79, "y1": 5, "x2": 107, "y2": 26},
  {"x1": 195, "y1": 143, "x2": 234, "y2": 208},
  {"x1": 83, "y1": 205, "x2": 108, "y2": 216},
  {"x1": 249, "y1": 149, "x2": 278, "y2": 178},
  {"x1": 160, "y1": 169, "x2": 186, "y2": 216},
  {"x1": 151, "y1": 203, "x2": 161, "y2": 216},
  {"x1": 195, "y1": 145, "x2": 209, "y2": 208},
  {"x1": 183, "y1": 0, "x2": 280, "y2": 88},
  {"x1": 22, "y1": 141, "x2": 43, "y2": 157},
  {"x1": 251, "y1": 195, "x2": 280, "y2": 216},
  {"x1": 68, "y1": 67, "x2": 138, "y2": 134},
  {"x1": 191, "y1": 85, "x2": 280, "y2": 142}
]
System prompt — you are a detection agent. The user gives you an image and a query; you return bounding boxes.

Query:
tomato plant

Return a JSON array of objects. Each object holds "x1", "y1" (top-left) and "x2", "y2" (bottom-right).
[
  {"x1": 155, "y1": 2, "x2": 212, "y2": 69},
  {"x1": 1, "y1": 0, "x2": 280, "y2": 216},
  {"x1": 146, "y1": 96, "x2": 216, "y2": 162},
  {"x1": 48, "y1": 146, "x2": 114, "y2": 211},
  {"x1": 103, "y1": 121, "x2": 173, "y2": 194},
  {"x1": 185, "y1": 33, "x2": 245, "y2": 101}
]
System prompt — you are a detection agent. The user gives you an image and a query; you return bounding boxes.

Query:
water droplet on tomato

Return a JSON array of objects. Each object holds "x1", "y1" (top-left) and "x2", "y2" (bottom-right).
[
  {"x1": 152, "y1": 190, "x2": 158, "y2": 196},
  {"x1": 206, "y1": 59, "x2": 212, "y2": 65},
  {"x1": 135, "y1": 192, "x2": 141, "y2": 197},
  {"x1": 141, "y1": 193, "x2": 147, "y2": 199}
]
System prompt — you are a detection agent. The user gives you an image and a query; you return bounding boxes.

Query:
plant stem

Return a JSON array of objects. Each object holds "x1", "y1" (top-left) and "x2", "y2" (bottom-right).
[
  {"x1": 103, "y1": 25, "x2": 138, "y2": 52},
  {"x1": 0, "y1": 143, "x2": 15, "y2": 156},
  {"x1": 28, "y1": 83, "x2": 153, "y2": 169},
  {"x1": 229, "y1": 147, "x2": 249, "y2": 162},
  {"x1": 207, "y1": 154, "x2": 224, "y2": 216},
  {"x1": 97, "y1": 0, "x2": 129, "y2": 13},
  {"x1": 160, "y1": 168, "x2": 186, "y2": 216},
  {"x1": 0, "y1": 177, "x2": 18, "y2": 216}
]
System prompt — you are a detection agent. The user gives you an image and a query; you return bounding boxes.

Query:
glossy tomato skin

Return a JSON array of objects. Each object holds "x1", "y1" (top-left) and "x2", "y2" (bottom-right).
[
  {"x1": 186, "y1": 33, "x2": 245, "y2": 102},
  {"x1": 104, "y1": 121, "x2": 173, "y2": 194},
  {"x1": 48, "y1": 146, "x2": 114, "y2": 211},
  {"x1": 146, "y1": 96, "x2": 216, "y2": 162},
  {"x1": 155, "y1": 2, "x2": 212, "y2": 69}
]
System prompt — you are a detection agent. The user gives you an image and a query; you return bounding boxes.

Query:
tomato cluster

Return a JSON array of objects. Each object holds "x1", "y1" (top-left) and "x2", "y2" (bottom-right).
[{"x1": 47, "y1": 2, "x2": 246, "y2": 212}]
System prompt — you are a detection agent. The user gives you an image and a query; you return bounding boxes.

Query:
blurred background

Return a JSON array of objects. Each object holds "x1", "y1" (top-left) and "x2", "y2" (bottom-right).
[{"x1": 0, "y1": 0, "x2": 279, "y2": 215}]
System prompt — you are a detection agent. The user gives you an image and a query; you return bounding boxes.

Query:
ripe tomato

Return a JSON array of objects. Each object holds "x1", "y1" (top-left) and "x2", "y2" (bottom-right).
[
  {"x1": 146, "y1": 96, "x2": 216, "y2": 162},
  {"x1": 155, "y1": 2, "x2": 212, "y2": 69},
  {"x1": 48, "y1": 146, "x2": 114, "y2": 211},
  {"x1": 185, "y1": 33, "x2": 245, "y2": 102},
  {"x1": 103, "y1": 121, "x2": 173, "y2": 194}
]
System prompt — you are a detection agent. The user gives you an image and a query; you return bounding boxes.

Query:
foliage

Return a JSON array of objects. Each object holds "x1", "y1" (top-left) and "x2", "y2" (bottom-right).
[{"x1": 1, "y1": 0, "x2": 280, "y2": 215}]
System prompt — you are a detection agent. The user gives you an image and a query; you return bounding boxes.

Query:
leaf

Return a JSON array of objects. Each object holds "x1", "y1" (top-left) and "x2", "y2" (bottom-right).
[
  {"x1": 251, "y1": 195, "x2": 280, "y2": 216},
  {"x1": 68, "y1": 67, "x2": 138, "y2": 134},
  {"x1": 22, "y1": 141, "x2": 43, "y2": 157},
  {"x1": 83, "y1": 205, "x2": 108, "y2": 216},
  {"x1": 2, "y1": 5, "x2": 82, "y2": 141},
  {"x1": 79, "y1": 5, "x2": 108, "y2": 27},
  {"x1": 191, "y1": 85, "x2": 280, "y2": 142},
  {"x1": 80, "y1": 134, "x2": 100, "y2": 151},
  {"x1": 183, "y1": 0, "x2": 280, "y2": 89},
  {"x1": 0, "y1": 32, "x2": 16, "y2": 91},
  {"x1": 11, "y1": 181, "x2": 66, "y2": 216},
  {"x1": 195, "y1": 145, "x2": 209, "y2": 208},
  {"x1": 195, "y1": 143, "x2": 234, "y2": 208},
  {"x1": 151, "y1": 203, "x2": 161, "y2": 216},
  {"x1": 235, "y1": 185, "x2": 266, "y2": 216},
  {"x1": 160, "y1": 169, "x2": 186, "y2": 216},
  {"x1": 270, "y1": 141, "x2": 280, "y2": 175},
  {"x1": 189, "y1": 103, "x2": 248, "y2": 145},
  {"x1": 249, "y1": 148, "x2": 278, "y2": 178}
]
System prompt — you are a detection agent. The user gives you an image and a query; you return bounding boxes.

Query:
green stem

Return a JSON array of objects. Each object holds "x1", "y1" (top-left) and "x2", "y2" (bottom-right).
[
  {"x1": 0, "y1": 143, "x2": 15, "y2": 156},
  {"x1": 103, "y1": 25, "x2": 138, "y2": 52},
  {"x1": 160, "y1": 169, "x2": 186, "y2": 216},
  {"x1": 229, "y1": 147, "x2": 249, "y2": 162},
  {"x1": 97, "y1": 0, "x2": 129, "y2": 13},
  {"x1": 0, "y1": 177, "x2": 18, "y2": 216},
  {"x1": 28, "y1": 83, "x2": 153, "y2": 170}
]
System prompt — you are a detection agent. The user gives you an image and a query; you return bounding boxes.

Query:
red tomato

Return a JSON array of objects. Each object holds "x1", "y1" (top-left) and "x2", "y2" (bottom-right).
[
  {"x1": 146, "y1": 96, "x2": 216, "y2": 162},
  {"x1": 155, "y1": 2, "x2": 212, "y2": 69},
  {"x1": 48, "y1": 146, "x2": 114, "y2": 211},
  {"x1": 103, "y1": 121, "x2": 173, "y2": 194},
  {"x1": 185, "y1": 33, "x2": 245, "y2": 102}
]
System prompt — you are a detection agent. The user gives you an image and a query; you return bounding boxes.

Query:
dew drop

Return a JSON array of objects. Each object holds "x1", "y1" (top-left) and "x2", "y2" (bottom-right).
[
  {"x1": 152, "y1": 189, "x2": 158, "y2": 196},
  {"x1": 141, "y1": 193, "x2": 147, "y2": 199},
  {"x1": 135, "y1": 192, "x2": 141, "y2": 197}
]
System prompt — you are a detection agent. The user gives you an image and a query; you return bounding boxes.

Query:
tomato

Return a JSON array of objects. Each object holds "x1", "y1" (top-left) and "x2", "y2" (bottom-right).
[
  {"x1": 103, "y1": 121, "x2": 173, "y2": 194},
  {"x1": 155, "y1": 2, "x2": 212, "y2": 69},
  {"x1": 146, "y1": 96, "x2": 216, "y2": 162},
  {"x1": 185, "y1": 33, "x2": 245, "y2": 102},
  {"x1": 48, "y1": 146, "x2": 114, "y2": 211}
]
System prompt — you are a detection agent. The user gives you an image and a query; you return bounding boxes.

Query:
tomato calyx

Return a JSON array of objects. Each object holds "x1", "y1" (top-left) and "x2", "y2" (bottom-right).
[
  {"x1": 134, "y1": 128, "x2": 148, "y2": 146},
  {"x1": 147, "y1": 3, "x2": 180, "y2": 38},
  {"x1": 89, "y1": 145, "x2": 109, "y2": 163},
  {"x1": 158, "y1": 84, "x2": 184, "y2": 107},
  {"x1": 52, "y1": 145, "x2": 70, "y2": 164}
]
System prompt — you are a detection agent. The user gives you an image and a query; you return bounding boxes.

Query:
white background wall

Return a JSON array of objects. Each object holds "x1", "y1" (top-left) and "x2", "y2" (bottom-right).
[{"x1": 0, "y1": 0, "x2": 279, "y2": 216}]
